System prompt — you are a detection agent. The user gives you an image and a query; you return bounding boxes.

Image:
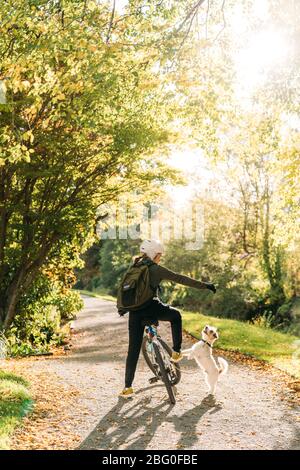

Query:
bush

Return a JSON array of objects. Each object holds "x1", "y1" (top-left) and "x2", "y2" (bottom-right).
[
  {"x1": 165, "y1": 283, "x2": 255, "y2": 321},
  {"x1": 251, "y1": 311, "x2": 274, "y2": 329},
  {"x1": 210, "y1": 287, "x2": 254, "y2": 320},
  {"x1": 250, "y1": 300, "x2": 294, "y2": 331},
  {"x1": 5, "y1": 275, "x2": 83, "y2": 356},
  {"x1": 7, "y1": 305, "x2": 62, "y2": 356},
  {"x1": 54, "y1": 289, "x2": 83, "y2": 322},
  {"x1": 285, "y1": 322, "x2": 300, "y2": 336},
  {"x1": 273, "y1": 300, "x2": 293, "y2": 328}
]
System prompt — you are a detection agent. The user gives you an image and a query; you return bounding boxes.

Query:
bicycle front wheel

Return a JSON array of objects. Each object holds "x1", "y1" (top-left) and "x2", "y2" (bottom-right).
[{"x1": 153, "y1": 342, "x2": 176, "y2": 405}]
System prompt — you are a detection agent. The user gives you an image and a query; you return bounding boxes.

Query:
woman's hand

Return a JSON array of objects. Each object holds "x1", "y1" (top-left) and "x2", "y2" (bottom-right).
[
  {"x1": 118, "y1": 308, "x2": 128, "y2": 316},
  {"x1": 206, "y1": 282, "x2": 216, "y2": 293}
]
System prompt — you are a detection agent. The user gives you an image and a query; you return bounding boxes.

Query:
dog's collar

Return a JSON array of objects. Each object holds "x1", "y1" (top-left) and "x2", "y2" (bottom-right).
[{"x1": 201, "y1": 339, "x2": 213, "y2": 348}]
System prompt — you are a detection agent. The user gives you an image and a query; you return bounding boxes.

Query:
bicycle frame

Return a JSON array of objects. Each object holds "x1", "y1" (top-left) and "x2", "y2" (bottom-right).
[{"x1": 145, "y1": 325, "x2": 171, "y2": 369}]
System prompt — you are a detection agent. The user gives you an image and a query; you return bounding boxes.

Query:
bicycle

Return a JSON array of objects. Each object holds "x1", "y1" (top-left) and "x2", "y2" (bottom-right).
[{"x1": 141, "y1": 321, "x2": 181, "y2": 404}]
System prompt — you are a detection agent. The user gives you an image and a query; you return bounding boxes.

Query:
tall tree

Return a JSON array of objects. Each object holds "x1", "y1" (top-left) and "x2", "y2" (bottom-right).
[{"x1": 0, "y1": 0, "x2": 189, "y2": 328}]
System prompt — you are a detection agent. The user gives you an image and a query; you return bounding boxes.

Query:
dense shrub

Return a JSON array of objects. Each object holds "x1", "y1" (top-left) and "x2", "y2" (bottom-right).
[
  {"x1": 54, "y1": 289, "x2": 83, "y2": 322},
  {"x1": 5, "y1": 275, "x2": 83, "y2": 356},
  {"x1": 164, "y1": 284, "x2": 254, "y2": 320},
  {"x1": 7, "y1": 305, "x2": 61, "y2": 356},
  {"x1": 274, "y1": 301, "x2": 294, "y2": 328}
]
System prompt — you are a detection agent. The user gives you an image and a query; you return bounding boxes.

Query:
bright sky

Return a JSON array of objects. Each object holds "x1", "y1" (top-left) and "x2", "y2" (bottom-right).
[
  {"x1": 167, "y1": 0, "x2": 294, "y2": 207},
  {"x1": 166, "y1": 149, "x2": 211, "y2": 208},
  {"x1": 115, "y1": 0, "x2": 128, "y2": 13},
  {"x1": 234, "y1": 29, "x2": 290, "y2": 105},
  {"x1": 166, "y1": 149, "x2": 236, "y2": 209},
  {"x1": 112, "y1": 0, "x2": 294, "y2": 207}
]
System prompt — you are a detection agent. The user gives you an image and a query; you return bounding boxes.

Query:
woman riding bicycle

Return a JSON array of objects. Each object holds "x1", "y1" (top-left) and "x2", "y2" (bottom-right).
[{"x1": 119, "y1": 239, "x2": 216, "y2": 398}]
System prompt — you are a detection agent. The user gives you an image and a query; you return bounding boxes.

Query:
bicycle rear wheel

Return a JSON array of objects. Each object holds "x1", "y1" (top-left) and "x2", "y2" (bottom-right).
[
  {"x1": 142, "y1": 336, "x2": 181, "y2": 385},
  {"x1": 153, "y1": 342, "x2": 176, "y2": 405}
]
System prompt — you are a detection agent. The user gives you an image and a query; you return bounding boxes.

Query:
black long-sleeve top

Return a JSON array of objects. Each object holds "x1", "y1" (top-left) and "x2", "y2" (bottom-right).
[{"x1": 148, "y1": 263, "x2": 208, "y2": 292}]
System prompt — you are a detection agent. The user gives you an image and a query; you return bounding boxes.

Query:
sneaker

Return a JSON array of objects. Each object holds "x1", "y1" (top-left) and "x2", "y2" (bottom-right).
[
  {"x1": 171, "y1": 351, "x2": 183, "y2": 363},
  {"x1": 119, "y1": 387, "x2": 134, "y2": 398}
]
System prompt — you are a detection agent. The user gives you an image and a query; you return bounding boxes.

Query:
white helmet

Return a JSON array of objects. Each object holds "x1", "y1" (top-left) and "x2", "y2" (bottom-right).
[{"x1": 140, "y1": 239, "x2": 164, "y2": 260}]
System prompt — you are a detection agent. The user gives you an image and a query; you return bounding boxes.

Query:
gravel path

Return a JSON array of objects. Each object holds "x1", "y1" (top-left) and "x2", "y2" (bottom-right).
[{"x1": 10, "y1": 295, "x2": 300, "y2": 450}]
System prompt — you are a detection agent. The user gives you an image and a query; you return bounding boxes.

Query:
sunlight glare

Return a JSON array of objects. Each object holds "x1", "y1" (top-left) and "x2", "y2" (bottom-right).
[
  {"x1": 235, "y1": 29, "x2": 289, "y2": 104},
  {"x1": 115, "y1": 0, "x2": 128, "y2": 14},
  {"x1": 167, "y1": 150, "x2": 212, "y2": 209}
]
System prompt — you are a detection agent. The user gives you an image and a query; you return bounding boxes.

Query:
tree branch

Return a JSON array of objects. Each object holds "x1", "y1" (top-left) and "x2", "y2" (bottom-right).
[
  {"x1": 212, "y1": 0, "x2": 227, "y2": 43},
  {"x1": 106, "y1": 0, "x2": 116, "y2": 44}
]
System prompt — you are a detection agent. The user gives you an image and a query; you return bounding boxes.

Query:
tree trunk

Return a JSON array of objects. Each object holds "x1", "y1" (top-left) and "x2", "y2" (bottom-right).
[
  {"x1": 2, "y1": 233, "x2": 60, "y2": 330},
  {"x1": 2, "y1": 266, "x2": 26, "y2": 330},
  {"x1": 262, "y1": 177, "x2": 285, "y2": 304},
  {"x1": 0, "y1": 168, "x2": 9, "y2": 285}
]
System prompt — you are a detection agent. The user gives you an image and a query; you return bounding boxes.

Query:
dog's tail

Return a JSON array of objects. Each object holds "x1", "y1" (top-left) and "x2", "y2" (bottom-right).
[{"x1": 218, "y1": 357, "x2": 228, "y2": 376}]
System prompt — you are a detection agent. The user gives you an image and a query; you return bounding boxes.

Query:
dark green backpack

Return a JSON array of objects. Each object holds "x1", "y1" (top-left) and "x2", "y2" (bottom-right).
[{"x1": 117, "y1": 259, "x2": 155, "y2": 311}]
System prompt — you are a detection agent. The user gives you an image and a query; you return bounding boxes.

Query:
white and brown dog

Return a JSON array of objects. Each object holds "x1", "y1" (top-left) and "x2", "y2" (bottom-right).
[{"x1": 182, "y1": 325, "x2": 228, "y2": 394}]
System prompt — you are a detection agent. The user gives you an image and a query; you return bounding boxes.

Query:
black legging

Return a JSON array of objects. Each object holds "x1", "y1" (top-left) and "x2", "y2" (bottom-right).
[{"x1": 125, "y1": 298, "x2": 182, "y2": 388}]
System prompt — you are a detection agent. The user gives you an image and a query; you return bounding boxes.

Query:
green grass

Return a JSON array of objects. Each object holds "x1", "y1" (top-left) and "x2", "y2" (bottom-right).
[
  {"x1": 0, "y1": 370, "x2": 33, "y2": 450},
  {"x1": 77, "y1": 290, "x2": 300, "y2": 379},
  {"x1": 75, "y1": 288, "x2": 116, "y2": 303},
  {"x1": 182, "y1": 311, "x2": 300, "y2": 379}
]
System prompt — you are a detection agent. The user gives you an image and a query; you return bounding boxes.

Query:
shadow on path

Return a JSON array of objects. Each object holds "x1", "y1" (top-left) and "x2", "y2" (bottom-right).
[
  {"x1": 78, "y1": 392, "x2": 222, "y2": 450},
  {"x1": 170, "y1": 394, "x2": 223, "y2": 448},
  {"x1": 284, "y1": 421, "x2": 300, "y2": 450}
]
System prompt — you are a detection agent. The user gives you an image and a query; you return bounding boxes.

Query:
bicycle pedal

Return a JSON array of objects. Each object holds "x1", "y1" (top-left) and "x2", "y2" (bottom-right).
[{"x1": 149, "y1": 376, "x2": 159, "y2": 384}]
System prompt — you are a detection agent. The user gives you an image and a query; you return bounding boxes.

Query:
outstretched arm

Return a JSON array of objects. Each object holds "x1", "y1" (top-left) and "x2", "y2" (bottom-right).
[{"x1": 157, "y1": 265, "x2": 216, "y2": 292}]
